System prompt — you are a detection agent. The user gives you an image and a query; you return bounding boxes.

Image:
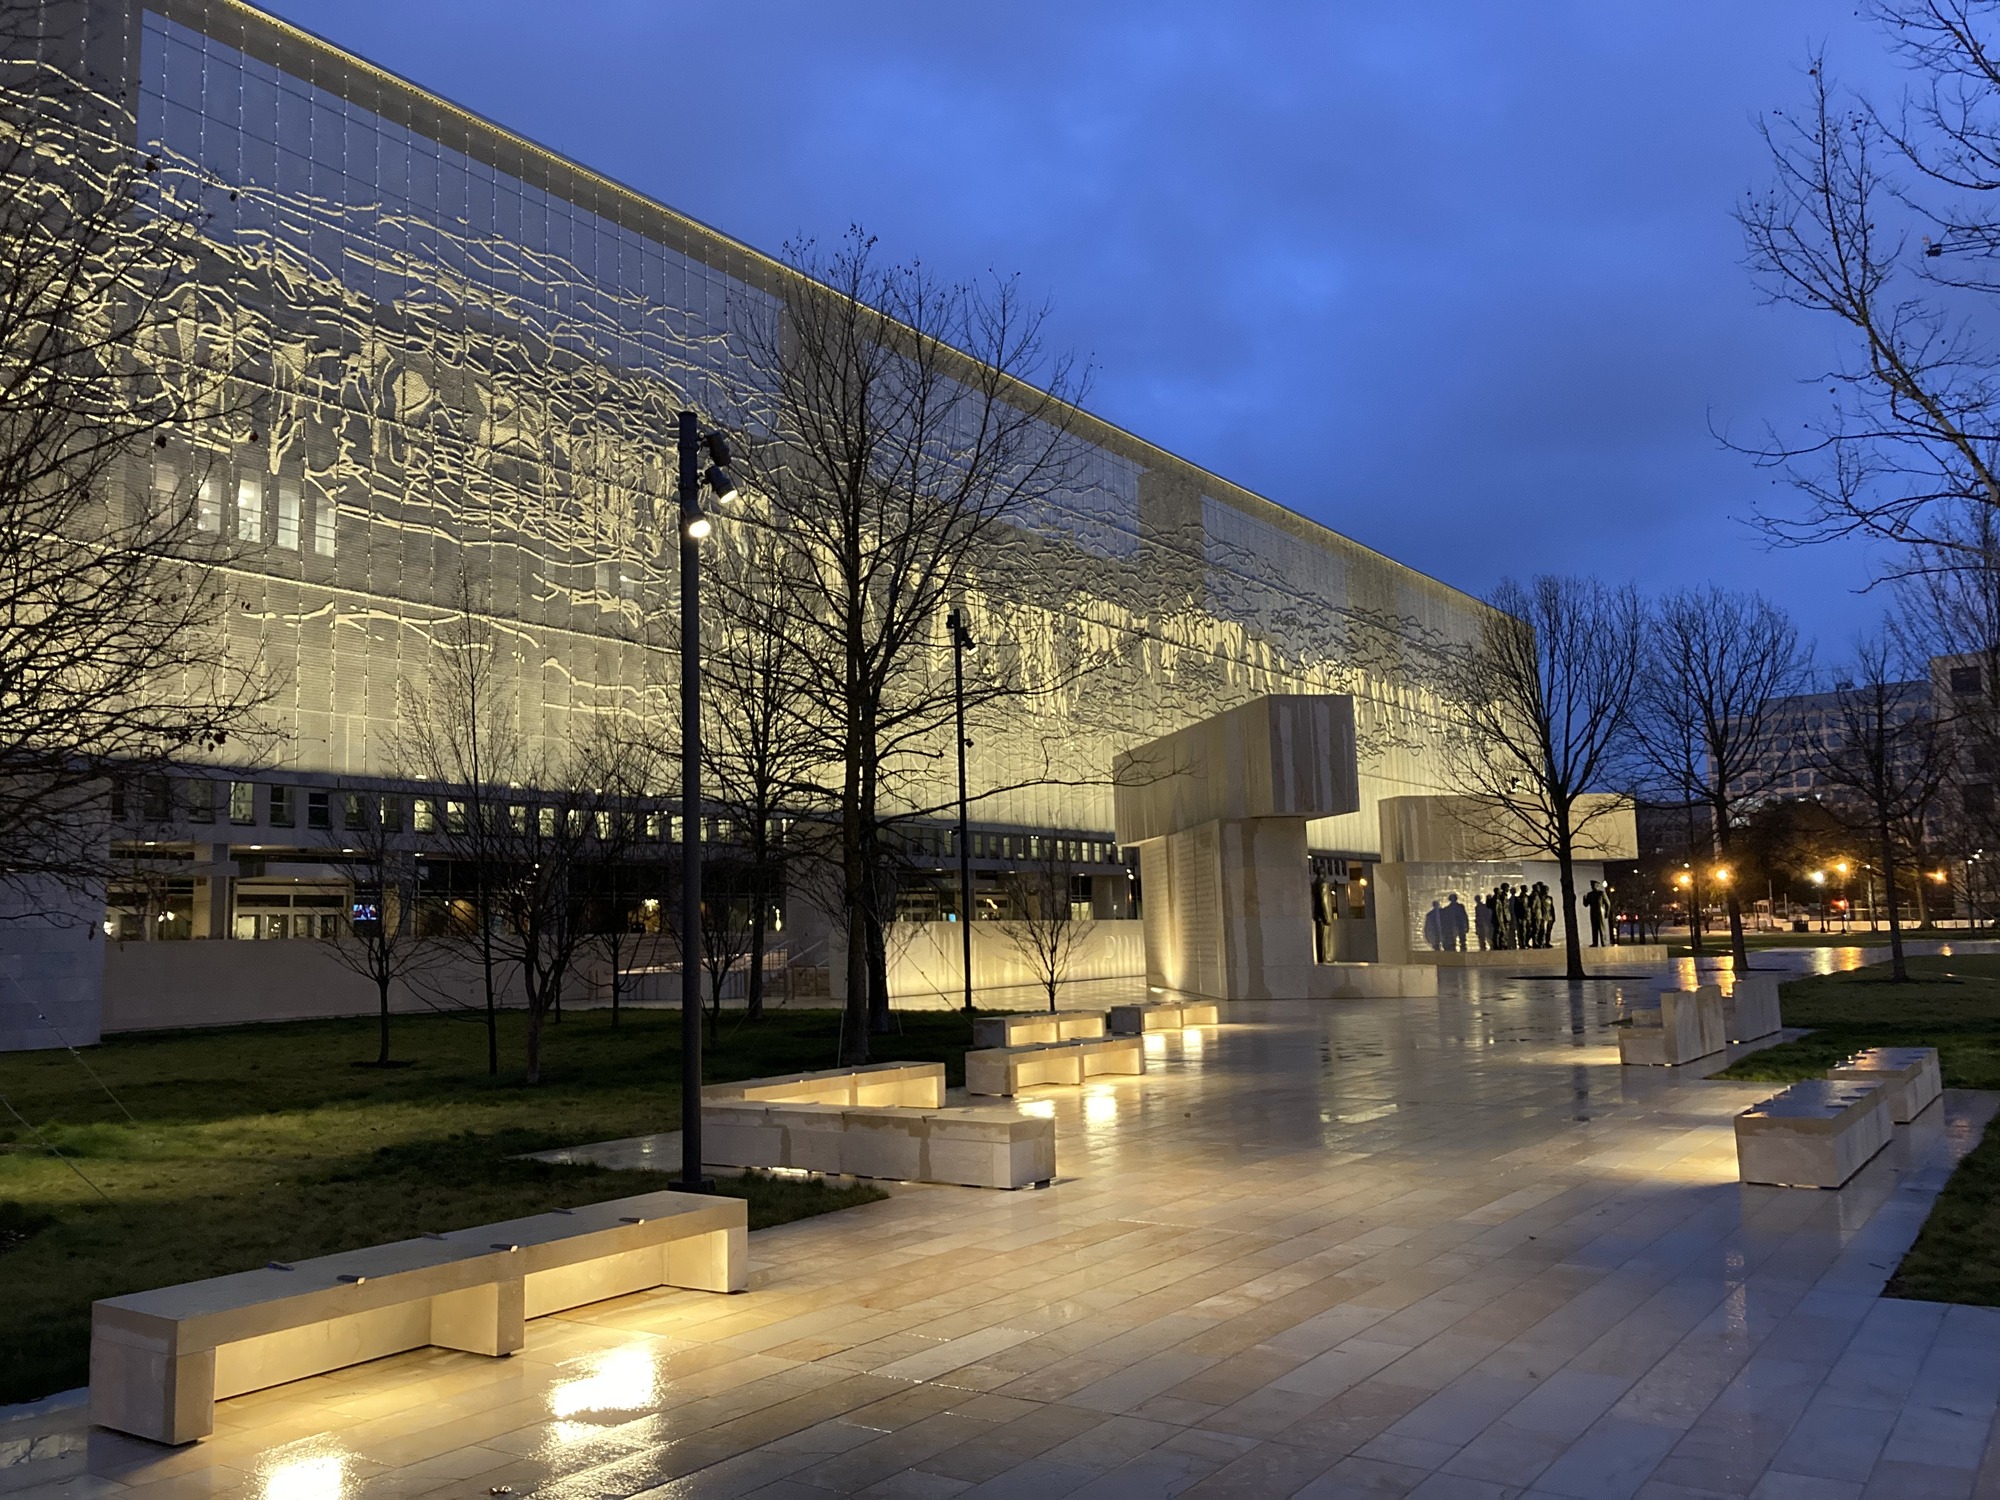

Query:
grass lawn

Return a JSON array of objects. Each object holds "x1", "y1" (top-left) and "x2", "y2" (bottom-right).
[
  {"x1": 1711, "y1": 954, "x2": 2000, "y2": 1305},
  {"x1": 0, "y1": 1005, "x2": 979, "y2": 1406}
]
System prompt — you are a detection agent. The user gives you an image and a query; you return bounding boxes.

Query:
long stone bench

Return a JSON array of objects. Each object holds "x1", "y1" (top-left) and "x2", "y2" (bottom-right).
[
  {"x1": 701, "y1": 1060, "x2": 943, "y2": 1109},
  {"x1": 966, "y1": 1033, "x2": 1145, "y2": 1096},
  {"x1": 1828, "y1": 1047, "x2": 1942, "y2": 1122},
  {"x1": 89, "y1": 1189, "x2": 745, "y2": 1446},
  {"x1": 1724, "y1": 973, "x2": 1783, "y2": 1042},
  {"x1": 702, "y1": 1100, "x2": 1054, "y2": 1189},
  {"x1": 1617, "y1": 985, "x2": 1725, "y2": 1066},
  {"x1": 1106, "y1": 999, "x2": 1220, "y2": 1034},
  {"x1": 972, "y1": 1009, "x2": 1107, "y2": 1049},
  {"x1": 1735, "y1": 1079, "x2": 1892, "y2": 1188}
]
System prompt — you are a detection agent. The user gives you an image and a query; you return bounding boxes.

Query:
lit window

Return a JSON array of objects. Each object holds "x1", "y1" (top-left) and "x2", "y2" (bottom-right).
[
  {"x1": 343, "y1": 793, "x2": 364, "y2": 831},
  {"x1": 197, "y1": 477, "x2": 222, "y2": 533},
  {"x1": 314, "y1": 498, "x2": 337, "y2": 556},
  {"x1": 380, "y1": 796, "x2": 403, "y2": 832},
  {"x1": 276, "y1": 481, "x2": 300, "y2": 549},
  {"x1": 413, "y1": 798, "x2": 436, "y2": 833},
  {"x1": 229, "y1": 781, "x2": 256, "y2": 824},
  {"x1": 236, "y1": 476, "x2": 263, "y2": 542},
  {"x1": 538, "y1": 806, "x2": 555, "y2": 837}
]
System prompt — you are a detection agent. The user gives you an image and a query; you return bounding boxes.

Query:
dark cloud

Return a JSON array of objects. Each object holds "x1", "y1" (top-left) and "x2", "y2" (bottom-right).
[{"x1": 261, "y1": 0, "x2": 1910, "y2": 651}]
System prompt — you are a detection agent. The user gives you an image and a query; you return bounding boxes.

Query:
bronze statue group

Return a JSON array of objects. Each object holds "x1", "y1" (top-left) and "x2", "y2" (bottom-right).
[{"x1": 1424, "y1": 878, "x2": 1621, "y2": 952}]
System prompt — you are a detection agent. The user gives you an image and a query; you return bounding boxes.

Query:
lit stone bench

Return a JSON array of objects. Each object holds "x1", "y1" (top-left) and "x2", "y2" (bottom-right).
[
  {"x1": 701, "y1": 1060, "x2": 944, "y2": 1109},
  {"x1": 1617, "y1": 985, "x2": 1726, "y2": 1066},
  {"x1": 702, "y1": 1100, "x2": 1054, "y2": 1189},
  {"x1": 1828, "y1": 1047, "x2": 1942, "y2": 1123},
  {"x1": 1107, "y1": 999, "x2": 1220, "y2": 1034},
  {"x1": 1735, "y1": 1079, "x2": 1893, "y2": 1188},
  {"x1": 971, "y1": 1009, "x2": 1107, "y2": 1049},
  {"x1": 966, "y1": 1033, "x2": 1146, "y2": 1096},
  {"x1": 1724, "y1": 973, "x2": 1783, "y2": 1042},
  {"x1": 89, "y1": 1190, "x2": 745, "y2": 1446}
]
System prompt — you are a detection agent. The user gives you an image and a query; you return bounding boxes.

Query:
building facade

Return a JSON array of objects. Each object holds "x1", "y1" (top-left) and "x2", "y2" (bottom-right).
[{"x1": 6, "y1": 0, "x2": 1575, "y2": 1043}]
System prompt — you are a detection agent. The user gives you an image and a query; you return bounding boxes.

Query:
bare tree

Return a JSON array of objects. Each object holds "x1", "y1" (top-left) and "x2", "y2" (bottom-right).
[
  {"x1": 696, "y1": 850, "x2": 758, "y2": 1041},
  {"x1": 0, "y1": 26, "x2": 266, "y2": 904},
  {"x1": 1736, "y1": 9, "x2": 2000, "y2": 557},
  {"x1": 703, "y1": 523, "x2": 820, "y2": 1021},
  {"x1": 318, "y1": 786, "x2": 430, "y2": 1067},
  {"x1": 1449, "y1": 576, "x2": 1644, "y2": 982},
  {"x1": 389, "y1": 590, "x2": 521, "y2": 1076},
  {"x1": 1809, "y1": 632, "x2": 1956, "y2": 979},
  {"x1": 1001, "y1": 838, "x2": 1096, "y2": 1013},
  {"x1": 736, "y1": 230, "x2": 1086, "y2": 1062},
  {"x1": 1631, "y1": 588, "x2": 1811, "y2": 970}
]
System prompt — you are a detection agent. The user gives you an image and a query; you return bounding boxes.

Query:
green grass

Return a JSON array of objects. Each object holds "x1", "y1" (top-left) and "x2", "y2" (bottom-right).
[
  {"x1": 1710, "y1": 954, "x2": 2000, "y2": 1305},
  {"x1": 0, "y1": 1006, "x2": 976, "y2": 1405}
]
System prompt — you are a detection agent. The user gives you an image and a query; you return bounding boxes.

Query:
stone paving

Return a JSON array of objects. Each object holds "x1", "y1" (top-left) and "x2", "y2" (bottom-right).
[{"x1": 6, "y1": 954, "x2": 2000, "y2": 1499}]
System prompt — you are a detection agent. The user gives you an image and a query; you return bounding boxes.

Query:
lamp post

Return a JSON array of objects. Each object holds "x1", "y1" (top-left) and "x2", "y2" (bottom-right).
[
  {"x1": 948, "y1": 608, "x2": 976, "y2": 1015},
  {"x1": 1810, "y1": 869, "x2": 1826, "y2": 932},
  {"x1": 672, "y1": 409, "x2": 737, "y2": 1196}
]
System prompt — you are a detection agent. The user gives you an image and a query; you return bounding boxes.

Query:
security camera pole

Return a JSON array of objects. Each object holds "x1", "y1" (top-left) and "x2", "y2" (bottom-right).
[{"x1": 672, "y1": 410, "x2": 736, "y2": 1194}]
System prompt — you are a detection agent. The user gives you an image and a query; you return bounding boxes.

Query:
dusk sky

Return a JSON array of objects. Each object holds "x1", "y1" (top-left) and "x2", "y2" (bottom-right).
[{"x1": 261, "y1": 1, "x2": 1906, "y2": 654}]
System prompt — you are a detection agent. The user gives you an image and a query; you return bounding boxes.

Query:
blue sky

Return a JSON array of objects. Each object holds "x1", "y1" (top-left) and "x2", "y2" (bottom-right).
[{"x1": 261, "y1": 0, "x2": 1905, "y2": 651}]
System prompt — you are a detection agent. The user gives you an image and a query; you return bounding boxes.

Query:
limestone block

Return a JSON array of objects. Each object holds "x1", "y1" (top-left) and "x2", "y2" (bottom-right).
[
  {"x1": 90, "y1": 1190, "x2": 747, "y2": 1443},
  {"x1": 1108, "y1": 1001, "x2": 1184, "y2": 1034},
  {"x1": 838, "y1": 1107, "x2": 931, "y2": 1181},
  {"x1": 1736, "y1": 1080, "x2": 1893, "y2": 1188},
  {"x1": 1828, "y1": 1047, "x2": 1942, "y2": 1123},
  {"x1": 1725, "y1": 973, "x2": 1783, "y2": 1042},
  {"x1": 850, "y1": 1062, "x2": 947, "y2": 1108},
  {"x1": 1310, "y1": 963, "x2": 1439, "y2": 999},
  {"x1": 973, "y1": 1013, "x2": 1058, "y2": 1048},
  {"x1": 700, "y1": 1102, "x2": 784, "y2": 1169},
  {"x1": 703, "y1": 1061, "x2": 946, "y2": 1109},
  {"x1": 765, "y1": 1103, "x2": 847, "y2": 1174},
  {"x1": 1076, "y1": 1034, "x2": 1145, "y2": 1077},
  {"x1": 966, "y1": 1042, "x2": 1085, "y2": 1096},
  {"x1": 924, "y1": 1109, "x2": 1057, "y2": 1189},
  {"x1": 1177, "y1": 1001, "x2": 1220, "y2": 1025},
  {"x1": 1618, "y1": 986, "x2": 1724, "y2": 1066}
]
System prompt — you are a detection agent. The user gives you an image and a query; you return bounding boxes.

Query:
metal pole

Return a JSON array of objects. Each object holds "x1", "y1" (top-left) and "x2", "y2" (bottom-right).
[
  {"x1": 674, "y1": 409, "x2": 709, "y2": 1193},
  {"x1": 950, "y1": 609, "x2": 974, "y2": 1015}
]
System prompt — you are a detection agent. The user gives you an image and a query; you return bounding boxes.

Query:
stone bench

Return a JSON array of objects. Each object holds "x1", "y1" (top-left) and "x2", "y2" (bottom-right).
[
  {"x1": 89, "y1": 1189, "x2": 745, "y2": 1446},
  {"x1": 966, "y1": 1033, "x2": 1146, "y2": 1095},
  {"x1": 1106, "y1": 999, "x2": 1220, "y2": 1034},
  {"x1": 1828, "y1": 1047, "x2": 1942, "y2": 1123},
  {"x1": 1735, "y1": 1079, "x2": 1893, "y2": 1188},
  {"x1": 1724, "y1": 973, "x2": 1783, "y2": 1042},
  {"x1": 702, "y1": 1100, "x2": 1054, "y2": 1189},
  {"x1": 1617, "y1": 985, "x2": 1725, "y2": 1066},
  {"x1": 700, "y1": 1059, "x2": 943, "y2": 1109},
  {"x1": 971, "y1": 1009, "x2": 1107, "y2": 1049}
]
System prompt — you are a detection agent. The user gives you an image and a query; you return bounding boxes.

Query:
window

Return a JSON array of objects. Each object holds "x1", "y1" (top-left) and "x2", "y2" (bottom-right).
[
  {"x1": 510, "y1": 803, "x2": 528, "y2": 833},
  {"x1": 197, "y1": 477, "x2": 222, "y2": 533},
  {"x1": 141, "y1": 776, "x2": 171, "y2": 822},
  {"x1": 276, "y1": 480, "x2": 300, "y2": 549},
  {"x1": 186, "y1": 780, "x2": 214, "y2": 823},
  {"x1": 306, "y1": 789, "x2": 329, "y2": 829},
  {"x1": 235, "y1": 476, "x2": 262, "y2": 542},
  {"x1": 380, "y1": 796, "x2": 403, "y2": 832},
  {"x1": 444, "y1": 799, "x2": 466, "y2": 833},
  {"x1": 1953, "y1": 665, "x2": 1984, "y2": 696},
  {"x1": 229, "y1": 781, "x2": 256, "y2": 824},
  {"x1": 645, "y1": 812, "x2": 664, "y2": 839},
  {"x1": 270, "y1": 785, "x2": 293, "y2": 826},
  {"x1": 314, "y1": 497, "x2": 337, "y2": 556},
  {"x1": 343, "y1": 793, "x2": 364, "y2": 831},
  {"x1": 538, "y1": 806, "x2": 556, "y2": 837},
  {"x1": 413, "y1": 797, "x2": 436, "y2": 832}
]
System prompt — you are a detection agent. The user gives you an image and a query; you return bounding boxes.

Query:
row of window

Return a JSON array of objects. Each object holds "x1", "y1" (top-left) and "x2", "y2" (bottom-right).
[{"x1": 154, "y1": 461, "x2": 339, "y2": 555}]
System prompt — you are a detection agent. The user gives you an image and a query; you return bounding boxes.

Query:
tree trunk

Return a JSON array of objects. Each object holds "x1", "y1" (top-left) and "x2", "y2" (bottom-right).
[
  {"x1": 747, "y1": 891, "x2": 767, "y2": 1022},
  {"x1": 841, "y1": 905, "x2": 869, "y2": 1063},
  {"x1": 1880, "y1": 818, "x2": 1908, "y2": 982},
  {"x1": 525, "y1": 988, "x2": 544, "y2": 1085},
  {"x1": 376, "y1": 968, "x2": 391, "y2": 1066},
  {"x1": 865, "y1": 906, "x2": 891, "y2": 1034},
  {"x1": 1556, "y1": 837, "x2": 1585, "y2": 982},
  {"x1": 478, "y1": 897, "x2": 498, "y2": 1077}
]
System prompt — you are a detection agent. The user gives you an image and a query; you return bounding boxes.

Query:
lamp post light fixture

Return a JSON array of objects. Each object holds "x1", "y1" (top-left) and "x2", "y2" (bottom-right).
[
  {"x1": 947, "y1": 607, "x2": 976, "y2": 1015},
  {"x1": 1809, "y1": 869, "x2": 1827, "y2": 931},
  {"x1": 672, "y1": 410, "x2": 737, "y2": 1196}
]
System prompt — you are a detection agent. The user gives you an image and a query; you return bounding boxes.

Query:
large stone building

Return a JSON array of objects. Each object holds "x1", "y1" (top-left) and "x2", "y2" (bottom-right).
[{"x1": 1, "y1": 0, "x2": 1634, "y2": 1047}]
